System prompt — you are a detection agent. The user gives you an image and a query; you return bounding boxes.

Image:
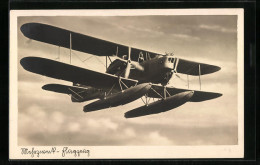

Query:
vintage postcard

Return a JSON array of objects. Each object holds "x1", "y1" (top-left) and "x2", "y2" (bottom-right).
[{"x1": 9, "y1": 9, "x2": 244, "y2": 159}]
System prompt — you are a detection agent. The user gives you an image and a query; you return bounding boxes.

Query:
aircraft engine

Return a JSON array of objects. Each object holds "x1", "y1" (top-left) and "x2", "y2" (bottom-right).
[{"x1": 161, "y1": 71, "x2": 173, "y2": 86}]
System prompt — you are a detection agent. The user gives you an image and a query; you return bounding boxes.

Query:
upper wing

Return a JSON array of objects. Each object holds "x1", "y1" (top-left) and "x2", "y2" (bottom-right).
[
  {"x1": 176, "y1": 58, "x2": 221, "y2": 75},
  {"x1": 148, "y1": 84, "x2": 222, "y2": 102},
  {"x1": 20, "y1": 57, "x2": 138, "y2": 91},
  {"x1": 20, "y1": 23, "x2": 161, "y2": 61}
]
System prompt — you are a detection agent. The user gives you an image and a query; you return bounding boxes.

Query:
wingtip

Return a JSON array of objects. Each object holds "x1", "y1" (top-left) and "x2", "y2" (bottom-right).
[
  {"x1": 20, "y1": 23, "x2": 31, "y2": 36},
  {"x1": 20, "y1": 57, "x2": 30, "y2": 69},
  {"x1": 217, "y1": 93, "x2": 223, "y2": 97},
  {"x1": 42, "y1": 84, "x2": 49, "y2": 90},
  {"x1": 216, "y1": 66, "x2": 221, "y2": 72},
  {"x1": 124, "y1": 113, "x2": 130, "y2": 118},
  {"x1": 124, "y1": 112, "x2": 135, "y2": 119},
  {"x1": 20, "y1": 22, "x2": 43, "y2": 38},
  {"x1": 210, "y1": 65, "x2": 221, "y2": 74},
  {"x1": 20, "y1": 56, "x2": 35, "y2": 68},
  {"x1": 20, "y1": 56, "x2": 48, "y2": 74}
]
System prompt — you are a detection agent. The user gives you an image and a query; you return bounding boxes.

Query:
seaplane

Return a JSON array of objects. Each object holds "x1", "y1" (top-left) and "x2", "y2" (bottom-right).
[{"x1": 20, "y1": 23, "x2": 222, "y2": 118}]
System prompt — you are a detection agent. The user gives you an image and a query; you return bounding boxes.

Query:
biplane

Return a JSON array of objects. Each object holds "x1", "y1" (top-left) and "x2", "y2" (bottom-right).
[{"x1": 20, "y1": 23, "x2": 222, "y2": 118}]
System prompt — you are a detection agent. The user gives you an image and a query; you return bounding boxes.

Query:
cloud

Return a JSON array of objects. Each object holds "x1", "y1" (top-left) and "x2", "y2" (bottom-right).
[
  {"x1": 26, "y1": 104, "x2": 47, "y2": 118},
  {"x1": 199, "y1": 24, "x2": 237, "y2": 33},
  {"x1": 171, "y1": 33, "x2": 200, "y2": 41},
  {"x1": 18, "y1": 96, "x2": 238, "y2": 146},
  {"x1": 67, "y1": 122, "x2": 81, "y2": 133},
  {"x1": 123, "y1": 127, "x2": 136, "y2": 137},
  {"x1": 147, "y1": 131, "x2": 174, "y2": 145},
  {"x1": 86, "y1": 118, "x2": 118, "y2": 131},
  {"x1": 51, "y1": 111, "x2": 65, "y2": 124}
]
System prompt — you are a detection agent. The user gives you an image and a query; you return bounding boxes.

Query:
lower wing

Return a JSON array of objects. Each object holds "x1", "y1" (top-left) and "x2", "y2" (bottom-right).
[{"x1": 20, "y1": 57, "x2": 138, "y2": 91}]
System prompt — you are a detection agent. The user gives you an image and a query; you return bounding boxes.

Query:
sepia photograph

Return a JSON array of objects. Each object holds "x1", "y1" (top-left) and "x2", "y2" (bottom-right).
[{"x1": 9, "y1": 9, "x2": 244, "y2": 159}]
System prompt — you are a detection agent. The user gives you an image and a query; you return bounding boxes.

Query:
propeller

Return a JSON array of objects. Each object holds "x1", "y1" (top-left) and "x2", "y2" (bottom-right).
[
  {"x1": 170, "y1": 58, "x2": 188, "y2": 83},
  {"x1": 172, "y1": 58, "x2": 180, "y2": 76},
  {"x1": 170, "y1": 57, "x2": 185, "y2": 81},
  {"x1": 124, "y1": 47, "x2": 132, "y2": 78},
  {"x1": 131, "y1": 61, "x2": 144, "y2": 71},
  {"x1": 113, "y1": 47, "x2": 144, "y2": 78}
]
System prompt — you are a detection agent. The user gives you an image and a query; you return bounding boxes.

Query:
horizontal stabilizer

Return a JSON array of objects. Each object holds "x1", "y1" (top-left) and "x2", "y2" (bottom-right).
[
  {"x1": 42, "y1": 84, "x2": 88, "y2": 95},
  {"x1": 148, "y1": 84, "x2": 222, "y2": 102},
  {"x1": 42, "y1": 83, "x2": 102, "y2": 102}
]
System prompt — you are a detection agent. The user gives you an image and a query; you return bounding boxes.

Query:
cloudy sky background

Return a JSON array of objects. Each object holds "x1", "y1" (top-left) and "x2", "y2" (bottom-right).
[{"x1": 17, "y1": 15, "x2": 238, "y2": 146}]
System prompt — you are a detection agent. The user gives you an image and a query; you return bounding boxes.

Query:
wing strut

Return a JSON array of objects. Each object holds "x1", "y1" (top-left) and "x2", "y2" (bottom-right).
[
  {"x1": 187, "y1": 75, "x2": 189, "y2": 89},
  {"x1": 108, "y1": 56, "x2": 112, "y2": 63},
  {"x1": 106, "y1": 56, "x2": 113, "y2": 72},
  {"x1": 166, "y1": 89, "x2": 171, "y2": 97},
  {"x1": 145, "y1": 94, "x2": 150, "y2": 105},
  {"x1": 55, "y1": 46, "x2": 60, "y2": 61},
  {"x1": 118, "y1": 77, "x2": 130, "y2": 91},
  {"x1": 119, "y1": 78, "x2": 123, "y2": 91},
  {"x1": 150, "y1": 87, "x2": 164, "y2": 99},
  {"x1": 199, "y1": 64, "x2": 201, "y2": 90},
  {"x1": 106, "y1": 56, "x2": 107, "y2": 71},
  {"x1": 70, "y1": 33, "x2": 72, "y2": 64},
  {"x1": 164, "y1": 87, "x2": 167, "y2": 99},
  {"x1": 106, "y1": 83, "x2": 116, "y2": 97},
  {"x1": 140, "y1": 94, "x2": 151, "y2": 106}
]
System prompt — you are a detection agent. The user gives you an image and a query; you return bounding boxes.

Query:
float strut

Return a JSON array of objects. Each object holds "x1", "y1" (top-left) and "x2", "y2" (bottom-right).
[{"x1": 163, "y1": 86, "x2": 166, "y2": 100}]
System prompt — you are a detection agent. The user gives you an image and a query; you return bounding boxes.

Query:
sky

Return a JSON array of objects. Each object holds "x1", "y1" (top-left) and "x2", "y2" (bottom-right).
[{"x1": 17, "y1": 15, "x2": 238, "y2": 146}]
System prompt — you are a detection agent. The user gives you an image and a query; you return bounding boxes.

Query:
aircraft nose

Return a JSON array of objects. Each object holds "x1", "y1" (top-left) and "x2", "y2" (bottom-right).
[
  {"x1": 183, "y1": 91, "x2": 194, "y2": 100},
  {"x1": 164, "y1": 62, "x2": 174, "y2": 70},
  {"x1": 188, "y1": 91, "x2": 194, "y2": 97}
]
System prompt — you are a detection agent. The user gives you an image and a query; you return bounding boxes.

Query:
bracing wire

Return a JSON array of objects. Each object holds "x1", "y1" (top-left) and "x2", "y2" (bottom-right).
[
  {"x1": 95, "y1": 56, "x2": 106, "y2": 68},
  {"x1": 71, "y1": 51, "x2": 107, "y2": 71},
  {"x1": 55, "y1": 43, "x2": 107, "y2": 71},
  {"x1": 71, "y1": 51, "x2": 89, "y2": 67}
]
